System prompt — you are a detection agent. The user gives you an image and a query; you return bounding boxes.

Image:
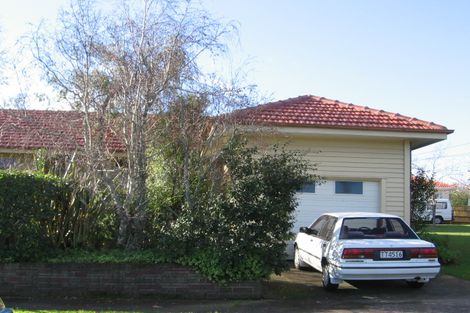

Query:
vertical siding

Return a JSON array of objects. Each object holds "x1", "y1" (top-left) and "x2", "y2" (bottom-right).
[{"x1": 257, "y1": 136, "x2": 408, "y2": 219}]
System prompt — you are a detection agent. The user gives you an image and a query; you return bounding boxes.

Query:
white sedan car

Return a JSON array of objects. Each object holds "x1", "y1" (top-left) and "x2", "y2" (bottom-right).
[{"x1": 294, "y1": 212, "x2": 440, "y2": 290}]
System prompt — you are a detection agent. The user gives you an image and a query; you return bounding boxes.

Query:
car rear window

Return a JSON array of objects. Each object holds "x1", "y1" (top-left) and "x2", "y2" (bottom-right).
[{"x1": 339, "y1": 217, "x2": 418, "y2": 240}]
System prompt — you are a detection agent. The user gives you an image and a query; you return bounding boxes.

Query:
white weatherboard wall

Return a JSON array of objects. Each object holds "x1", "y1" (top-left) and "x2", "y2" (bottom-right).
[
  {"x1": 255, "y1": 135, "x2": 409, "y2": 218},
  {"x1": 253, "y1": 135, "x2": 411, "y2": 258}
]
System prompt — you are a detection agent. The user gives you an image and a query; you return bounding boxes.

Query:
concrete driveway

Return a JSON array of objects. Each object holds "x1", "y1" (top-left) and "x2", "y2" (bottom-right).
[
  {"x1": 8, "y1": 268, "x2": 470, "y2": 313},
  {"x1": 258, "y1": 268, "x2": 470, "y2": 313}
]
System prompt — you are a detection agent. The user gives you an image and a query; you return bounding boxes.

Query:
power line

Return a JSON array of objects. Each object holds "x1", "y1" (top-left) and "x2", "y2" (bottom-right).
[
  {"x1": 415, "y1": 152, "x2": 470, "y2": 161},
  {"x1": 414, "y1": 142, "x2": 470, "y2": 156},
  {"x1": 448, "y1": 142, "x2": 470, "y2": 149}
]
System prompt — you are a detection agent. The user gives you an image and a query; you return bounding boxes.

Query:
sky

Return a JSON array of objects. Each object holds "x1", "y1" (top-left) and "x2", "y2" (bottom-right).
[{"x1": 0, "y1": 0, "x2": 469, "y2": 183}]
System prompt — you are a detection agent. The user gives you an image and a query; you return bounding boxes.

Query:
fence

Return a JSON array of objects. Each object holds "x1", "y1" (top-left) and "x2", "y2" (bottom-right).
[{"x1": 454, "y1": 206, "x2": 470, "y2": 224}]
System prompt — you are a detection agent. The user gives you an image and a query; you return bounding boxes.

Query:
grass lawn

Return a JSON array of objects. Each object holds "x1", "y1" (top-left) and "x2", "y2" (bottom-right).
[
  {"x1": 12, "y1": 307, "x2": 228, "y2": 313},
  {"x1": 15, "y1": 311, "x2": 146, "y2": 313},
  {"x1": 426, "y1": 224, "x2": 470, "y2": 280},
  {"x1": 14, "y1": 308, "x2": 222, "y2": 313}
]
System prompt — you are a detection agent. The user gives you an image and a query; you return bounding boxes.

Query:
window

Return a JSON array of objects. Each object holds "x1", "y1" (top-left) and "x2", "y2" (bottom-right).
[
  {"x1": 0, "y1": 157, "x2": 17, "y2": 169},
  {"x1": 309, "y1": 216, "x2": 328, "y2": 236},
  {"x1": 299, "y1": 182, "x2": 315, "y2": 193},
  {"x1": 339, "y1": 217, "x2": 417, "y2": 240},
  {"x1": 389, "y1": 219, "x2": 405, "y2": 233},
  {"x1": 342, "y1": 218, "x2": 376, "y2": 230},
  {"x1": 427, "y1": 202, "x2": 448, "y2": 210},
  {"x1": 335, "y1": 181, "x2": 363, "y2": 194},
  {"x1": 320, "y1": 217, "x2": 337, "y2": 240}
]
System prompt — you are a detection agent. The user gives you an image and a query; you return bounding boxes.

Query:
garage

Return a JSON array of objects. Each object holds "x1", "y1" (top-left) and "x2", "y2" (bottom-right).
[{"x1": 287, "y1": 180, "x2": 380, "y2": 257}]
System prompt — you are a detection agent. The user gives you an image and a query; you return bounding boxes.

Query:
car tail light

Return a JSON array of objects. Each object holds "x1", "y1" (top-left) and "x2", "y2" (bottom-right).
[
  {"x1": 409, "y1": 247, "x2": 438, "y2": 259},
  {"x1": 342, "y1": 248, "x2": 375, "y2": 259}
]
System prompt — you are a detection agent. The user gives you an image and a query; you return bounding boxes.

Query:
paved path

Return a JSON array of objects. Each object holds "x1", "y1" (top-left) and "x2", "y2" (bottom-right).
[{"x1": 7, "y1": 269, "x2": 470, "y2": 312}]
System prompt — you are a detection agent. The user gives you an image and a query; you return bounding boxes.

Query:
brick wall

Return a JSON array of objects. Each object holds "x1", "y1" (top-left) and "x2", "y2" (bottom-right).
[{"x1": 0, "y1": 263, "x2": 261, "y2": 299}]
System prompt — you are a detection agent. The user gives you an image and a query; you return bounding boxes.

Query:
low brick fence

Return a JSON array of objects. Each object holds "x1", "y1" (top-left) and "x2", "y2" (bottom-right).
[
  {"x1": 454, "y1": 206, "x2": 470, "y2": 224},
  {"x1": 0, "y1": 263, "x2": 261, "y2": 299}
]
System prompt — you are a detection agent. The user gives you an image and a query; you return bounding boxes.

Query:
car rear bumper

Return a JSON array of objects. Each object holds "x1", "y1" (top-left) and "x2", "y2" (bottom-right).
[{"x1": 331, "y1": 263, "x2": 441, "y2": 281}]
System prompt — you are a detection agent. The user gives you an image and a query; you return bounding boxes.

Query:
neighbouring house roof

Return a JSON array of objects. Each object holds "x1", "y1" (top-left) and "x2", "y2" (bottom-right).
[
  {"x1": 0, "y1": 109, "x2": 125, "y2": 152},
  {"x1": 411, "y1": 176, "x2": 457, "y2": 190},
  {"x1": 234, "y1": 95, "x2": 453, "y2": 134},
  {"x1": 435, "y1": 181, "x2": 457, "y2": 189}
]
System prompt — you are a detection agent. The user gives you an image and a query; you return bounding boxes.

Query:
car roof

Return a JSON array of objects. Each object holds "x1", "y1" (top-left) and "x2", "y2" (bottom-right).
[{"x1": 322, "y1": 212, "x2": 400, "y2": 219}]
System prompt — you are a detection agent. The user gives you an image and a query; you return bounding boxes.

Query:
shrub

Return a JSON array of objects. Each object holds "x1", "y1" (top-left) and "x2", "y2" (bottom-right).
[
  {"x1": 46, "y1": 249, "x2": 169, "y2": 264},
  {"x1": 178, "y1": 247, "x2": 269, "y2": 282},
  {"x1": 450, "y1": 188, "x2": 470, "y2": 207},
  {"x1": 158, "y1": 136, "x2": 318, "y2": 282},
  {"x1": 0, "y1": 170, "x2": 117, "y2": 262},
  {"x1": 0, "y1": 170, "x2": 67, "y2": 261},
  {"x1": 411, "y1": 168, "x2": 436, "y2": 232},
  {"x1": 2, "y1": 135, "x2": 318, "y2": 283},
  {"x1": 419, "y1": 232, "x2": 460, "y2": 265}
]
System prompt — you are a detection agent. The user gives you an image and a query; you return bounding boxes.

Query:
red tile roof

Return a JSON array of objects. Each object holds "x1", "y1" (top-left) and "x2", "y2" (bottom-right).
[
  {"x1": 0, "y1": 95, "x2": 453, "y2": 151},
  {"x1": 0, "y1": 109, "x2": 125, "y2": 152},
  {"x1": 234, "y1": 95, "x2": 453, "y2": 134},
  {"x1": 435, "y1": 181, "x2": 456, "y2": 189}
]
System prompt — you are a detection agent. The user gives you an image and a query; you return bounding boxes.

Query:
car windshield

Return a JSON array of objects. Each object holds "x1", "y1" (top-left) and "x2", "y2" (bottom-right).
[{"x1": 339, "y1": 217, "x2": 418, "y2": 240}]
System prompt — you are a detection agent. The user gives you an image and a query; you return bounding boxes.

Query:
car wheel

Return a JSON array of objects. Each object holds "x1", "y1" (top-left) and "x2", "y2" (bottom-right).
[
  {"x1": 406, "y1": 281, "x2": 425, "y2": 288},
  {"x1": 434, "y1": 216, "x2": 443, "y2": 224},
  {"x1": 322, "y1": 264, "x2": 339, "y2": 291},
  {"x1": 294, "y1": 246, "x2": 308, "y2": 270}
]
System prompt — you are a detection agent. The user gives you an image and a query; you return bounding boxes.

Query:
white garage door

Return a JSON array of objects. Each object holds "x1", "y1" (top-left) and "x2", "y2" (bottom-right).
[{"x1": 286, "y1": 180, "x2": 380, "y2": 258}]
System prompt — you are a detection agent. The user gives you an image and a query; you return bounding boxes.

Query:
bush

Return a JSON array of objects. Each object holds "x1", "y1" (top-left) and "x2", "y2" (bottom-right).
[
  {"x1": 0, "y1": 170, "x2": 67, "y2": 261},
  {"x1": 411, "y1": 168, "x2": 436, "y2": 232},
  {"x1": 46, "y1": 249, "x2": 169, "y2": 264},
  {"x1": 157, "y1": 136, "x2": 318, "y2": 282},
  {"x1": 419, "y1": 232, "x2": 460, "y2": 265},
  {"x1": 451, "y1": 188, "x2": 470, "y2": 207},
  {"x1": 0, "y1": 170, "x2": 117, "y2": 262},
  {"x1": 1, "y1": 135, "x2": 317, "y2": 283}
]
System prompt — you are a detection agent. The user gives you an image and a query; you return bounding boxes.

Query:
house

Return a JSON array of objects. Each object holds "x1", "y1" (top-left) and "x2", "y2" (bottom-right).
[
  {"x1": 0, "y1": 109, "x2": 125, "y2": 170},
  {"x1": 435, "y1": 181, "x2": 457, "y2": 199},
  {"x1": 234, "y1": 95, "x2": 452, "y2": 254},
  {"x1": 0, "y1": 95, "x2": 453, "y2": 252}
]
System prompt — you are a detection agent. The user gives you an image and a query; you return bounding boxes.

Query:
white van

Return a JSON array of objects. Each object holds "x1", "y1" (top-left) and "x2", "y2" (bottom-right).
[{"x1": 427, "y1": 199, "x2": 453, "y2": 224}]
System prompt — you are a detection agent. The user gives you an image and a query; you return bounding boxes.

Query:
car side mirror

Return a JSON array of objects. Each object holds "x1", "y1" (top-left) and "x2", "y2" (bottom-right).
[{"x1": 299, "y1": 227, "x2": 317, "y2": 236}]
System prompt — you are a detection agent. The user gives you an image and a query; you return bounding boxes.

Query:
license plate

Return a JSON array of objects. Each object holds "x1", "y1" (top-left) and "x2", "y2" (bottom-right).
[{"x1": 380, "y1": 250, "x2": 403, "y2": 259}]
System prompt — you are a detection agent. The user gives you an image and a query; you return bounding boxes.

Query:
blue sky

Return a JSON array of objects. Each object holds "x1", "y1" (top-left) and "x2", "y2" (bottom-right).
[{"x1": 1, "y1": 0, "x2": 469, "y2": 182}]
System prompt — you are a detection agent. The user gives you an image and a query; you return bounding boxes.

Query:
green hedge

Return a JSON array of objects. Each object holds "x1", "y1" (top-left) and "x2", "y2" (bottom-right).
[
  {"x1": 0, "y1": 170, "x2": 118, "y2": 262},
  {"x1": 0, "y1": 135, "x2": 316, "y2": 283},
  {"x1": 0, "y1": 170, "x2": 68, "y2": 261}
]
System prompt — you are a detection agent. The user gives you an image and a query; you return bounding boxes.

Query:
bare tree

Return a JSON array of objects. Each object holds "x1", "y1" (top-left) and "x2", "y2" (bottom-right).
[
  {"x1": 32, "y1": 0, "x2": 254, "y2": 249},
  {"x1": 0, "y1": 27, "x2": 5, "y2": 84}
]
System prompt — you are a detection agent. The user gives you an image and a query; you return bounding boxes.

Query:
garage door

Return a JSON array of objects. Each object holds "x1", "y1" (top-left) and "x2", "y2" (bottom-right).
[{"x1": 286, "y1": 180, "x2": 380, "y2": 258}]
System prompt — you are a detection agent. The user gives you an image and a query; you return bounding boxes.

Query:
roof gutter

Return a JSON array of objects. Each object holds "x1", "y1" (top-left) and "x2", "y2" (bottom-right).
[{"x1": 239, "y1": 125, "x2": 450, "y2": 150}]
